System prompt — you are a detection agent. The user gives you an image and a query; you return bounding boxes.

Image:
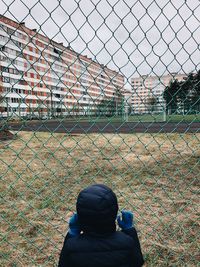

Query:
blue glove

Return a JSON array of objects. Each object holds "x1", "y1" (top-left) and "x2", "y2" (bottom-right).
[
  {"x1": 117, "y1": 210, "x2": 134, "y2": 230},
  {"x1": 68, "y1": 213, "x2": 80, "y2": 236}
]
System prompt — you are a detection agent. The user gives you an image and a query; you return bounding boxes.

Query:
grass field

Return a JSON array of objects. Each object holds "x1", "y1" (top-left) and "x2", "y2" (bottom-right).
[
  {"x1": 0, "y1": 131, "x2": 200, "y2": 266},
  {"x1": 81, "y1": 113, "x2": 200, "y2": 123},
  {"x1": 113, "y1": 113, "x2": 200, "y2": 123},
  {"x1": 3, "y1": 113, "x2": 200, "y2": 125},
  {"x1": 166, "y1": 114, "x2": 200, "y2": 122},
  {"x1": 36, "y1": 113, "x2": 200, "y2": 123}
]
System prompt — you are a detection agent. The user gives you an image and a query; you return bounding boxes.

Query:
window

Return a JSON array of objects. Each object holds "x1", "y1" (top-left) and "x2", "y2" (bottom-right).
[
  {"x1": 55, "y1": 94, "x2": 61, "y2": 98},
  {"x1": 16, "y1": 89, "x2": 22, "y2": 94},
  {"x1": 11, "y1": 98, "x2": 19, "y2": 103},
  {"x1": 1, "y1": 67, "x2": 9, "y2": 73},
  {"x1": 100, "y1": 86, "x2": 104, "y2": 95},
  {"x1": 7, "y1": 27, "x2": 15, "y2": 36},
  {"x1": 0, "y1": 35, "x2": 7, "y2": 42},
  {"x1": 54, "y1": 48, "x2": 62, "y2": 56},
  {"x1": 2, "y1": 76, "x2": 10, "y2": 83},
  {"x1": 0, "y1": 45, "x2": 5, "y2": 51}
]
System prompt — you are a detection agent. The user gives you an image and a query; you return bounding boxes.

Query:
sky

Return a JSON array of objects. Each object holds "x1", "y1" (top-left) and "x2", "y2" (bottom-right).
[{"x1": 0, "y1": 0, "x2": 200, "y2": 87}]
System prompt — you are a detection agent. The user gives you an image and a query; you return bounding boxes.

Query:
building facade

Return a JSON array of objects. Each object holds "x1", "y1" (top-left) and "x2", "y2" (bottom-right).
[
  {"x1": 0, "y1": 15, "x2": 124, "y2": 118},
  {"x1": 131, "y1": 73, "x2": 187, "y2": 114}
]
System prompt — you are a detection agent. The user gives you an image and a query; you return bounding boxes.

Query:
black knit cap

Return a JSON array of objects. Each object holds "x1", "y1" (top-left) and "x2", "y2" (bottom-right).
[{"x1": 76, "y1": 184, "x2": 118, "y2": 234}]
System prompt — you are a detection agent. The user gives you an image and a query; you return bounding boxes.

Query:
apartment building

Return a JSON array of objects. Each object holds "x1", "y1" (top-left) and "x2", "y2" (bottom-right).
[
  {"x1": 0, "y1": 15, "x2": 124, "y2": 118},
  {"x1": 131, "y1": 73, "x2": 187, "y2": 114}
]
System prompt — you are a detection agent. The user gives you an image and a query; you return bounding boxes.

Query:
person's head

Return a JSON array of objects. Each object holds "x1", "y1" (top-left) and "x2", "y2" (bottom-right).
[{"x1": 76, "y1": 184, "x2": 118, "y2": 234}]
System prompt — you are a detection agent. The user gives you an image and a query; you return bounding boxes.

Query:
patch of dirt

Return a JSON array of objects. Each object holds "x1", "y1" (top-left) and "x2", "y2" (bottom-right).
[{"x1": 0, "y1": 129, "x2": 15, "y2": 140}]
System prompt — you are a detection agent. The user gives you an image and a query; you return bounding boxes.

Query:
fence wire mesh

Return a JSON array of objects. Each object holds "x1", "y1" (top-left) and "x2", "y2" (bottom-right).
[{"x1": 0, "y1": 0, "x2": 200, "y2": 266}]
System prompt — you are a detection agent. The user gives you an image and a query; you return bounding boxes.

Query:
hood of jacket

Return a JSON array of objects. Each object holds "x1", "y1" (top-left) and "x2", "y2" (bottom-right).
[{"x1": 76, "y1": 184, "x2": 118, "y2": 234}]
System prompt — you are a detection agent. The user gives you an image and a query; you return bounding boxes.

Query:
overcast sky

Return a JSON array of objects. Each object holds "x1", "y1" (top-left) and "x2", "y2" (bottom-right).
[{"x1": 1, "y1": 0, "x2": 200, "y2": 87}]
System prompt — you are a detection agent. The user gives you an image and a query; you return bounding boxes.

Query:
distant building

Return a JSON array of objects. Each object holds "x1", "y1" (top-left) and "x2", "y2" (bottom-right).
[
  {"x1": 131, "y1": 73, "x2": 187, "y2": 114},
  {"x1": 0, "y1": 15, "x2": 124, "y2": 118}
]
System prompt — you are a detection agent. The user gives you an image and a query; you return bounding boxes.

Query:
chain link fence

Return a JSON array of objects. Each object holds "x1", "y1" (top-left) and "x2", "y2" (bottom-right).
[{"x1": 0, "y1": 0, "x2": 200, "y2": 266}]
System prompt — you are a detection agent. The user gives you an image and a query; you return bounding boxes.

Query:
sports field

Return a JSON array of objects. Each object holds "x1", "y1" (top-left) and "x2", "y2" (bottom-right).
[
  {"x1": 59, "y1": 113, "x2": 200, "y2": 123},
  {"x1": 3, "y1": 112, "x2": 200, "y2": 124},
  {"x1": 88, "y1": 113, "x2": 200, "y2": 123},
  {"x1": 0, "y1": 131, "x2": 199, "y2": 266}
]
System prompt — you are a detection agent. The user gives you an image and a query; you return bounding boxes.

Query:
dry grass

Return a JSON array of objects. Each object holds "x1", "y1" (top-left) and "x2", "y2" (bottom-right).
[{"x1": 0, "y1": 131, "x2": 200, "y2": 266}]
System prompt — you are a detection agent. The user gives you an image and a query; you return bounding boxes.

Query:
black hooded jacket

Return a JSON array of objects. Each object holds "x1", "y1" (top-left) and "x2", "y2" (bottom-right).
[{"x1": 58, "y1": 184, "x2": 144, "y2": 267}]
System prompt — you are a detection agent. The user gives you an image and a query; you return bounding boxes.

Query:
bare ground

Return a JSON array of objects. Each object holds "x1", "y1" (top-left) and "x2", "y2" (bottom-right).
[
  {"x1": 0, "y1": 131, "x2": 199, "y2": 266},
  {"x1": 0, "y1": 129, "x2": 15, "y2": 140}
]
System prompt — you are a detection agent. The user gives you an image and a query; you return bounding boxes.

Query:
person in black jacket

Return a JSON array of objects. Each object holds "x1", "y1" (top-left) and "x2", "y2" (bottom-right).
[{"x1": 58, "y1": 184, "x2": 144, "y2": 267}]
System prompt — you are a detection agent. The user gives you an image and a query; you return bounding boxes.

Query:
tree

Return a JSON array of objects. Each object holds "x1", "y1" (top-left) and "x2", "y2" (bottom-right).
[
  {"x1": 96, "y1": 97, "x2": 116, "y2": 117},
  {"x1": 145, "y1": 96, "x2": 157, "y2": 113},
  {"x1": 190, "y1": 70, "x2": 200, "y2": 112},
  {"x1": 164, "y1": 79, "x2": 181, "y2": 114},
  {"x1": 114, "y1": 87, "x2": 124, "y2": 116},
  {"x1": 164, "y1": 71, "x2": 200, "y2": 114},
  {"x1": 178, "y1": 72, "x2": 200, "y2": 114},
  {"x1": 96, "y1": 86, "x2": 124, "y2": 117}
]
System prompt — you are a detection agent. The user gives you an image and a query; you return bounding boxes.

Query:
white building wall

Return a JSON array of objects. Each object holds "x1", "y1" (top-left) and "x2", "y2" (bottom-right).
[
  {"x1": 131, "y1": 73, "x2": 187, "y2": 114},
  {"x1": 0, "y1": 15, "x2": 124, "y2": 118}
]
